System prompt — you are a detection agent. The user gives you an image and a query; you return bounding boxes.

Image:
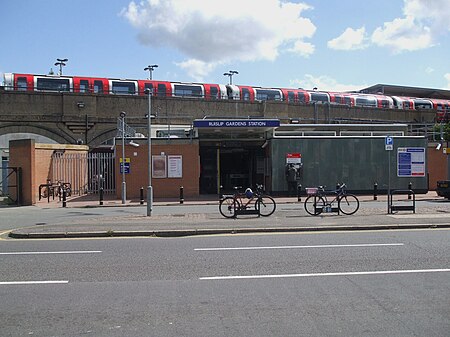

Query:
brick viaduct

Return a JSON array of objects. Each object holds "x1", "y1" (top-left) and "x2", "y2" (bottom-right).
[{"x1": 0, "y1": 90, "x2": 438, "y2": 147}]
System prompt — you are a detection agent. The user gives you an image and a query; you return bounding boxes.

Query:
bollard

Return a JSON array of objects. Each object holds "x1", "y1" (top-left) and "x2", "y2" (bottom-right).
[
  {"x1": 408, "y1": 182, "x2": 412, "y2": 200},
  {"x1": 180, "y1": 186, "x2": 184, "y2": 204},
  {"x1": 140, "y1": 187, "x2": 144, "y2": 205},
  {"x1": 373, "y1": 182, "x2": 378, "y2": 201},
  {"x1": 99, "y1": 187, "x2": 104, "y2": 206},
  {"x1": 297, "y1": 184, "x2": 302, "y2": 202},
  {"x1": 62, "y1": 189, "x2": 67, "y2": 208}
]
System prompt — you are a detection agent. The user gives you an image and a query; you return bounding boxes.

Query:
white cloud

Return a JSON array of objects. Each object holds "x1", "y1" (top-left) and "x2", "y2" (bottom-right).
[
  {"x1": 445, "y1": 73, "x2": 450, "y2": 89},
  {"x1": 425, "y1": 67, "x2": 435, "y2": 74},
  {"x1": 290, "y1": 74, "x2": 367, "y2": 92},
  {"x1": 327, "y1": 27, "x2": 368, "y2": 50},
  {"x1": 174, "y1": 59, "x2": 219, "y2": 82},
  {"x1": 371, "y1": 0, "x2": 450, "y2": 53},
  {"x1": 122, "y1": 0, "x2": 316, "y2": 78}
]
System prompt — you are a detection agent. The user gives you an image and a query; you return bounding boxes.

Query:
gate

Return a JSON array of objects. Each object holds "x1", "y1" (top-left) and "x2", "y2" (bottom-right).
[
  {"x1": 51, "y1": 152, "x2": 115, "y2": 195},
  {"x1": 0, "y1": 165, "x2": 22, "y2": 205}
]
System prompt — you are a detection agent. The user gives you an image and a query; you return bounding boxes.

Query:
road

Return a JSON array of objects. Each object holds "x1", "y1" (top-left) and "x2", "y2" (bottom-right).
[{"x1": 1, "y1": 229, "x2": 449, "y2": 336}]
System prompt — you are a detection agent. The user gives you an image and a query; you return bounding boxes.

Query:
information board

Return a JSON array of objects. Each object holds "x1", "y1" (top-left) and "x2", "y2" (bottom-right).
[
  {"x1": 168, "y1": 155, "x2": 182, "y2": 178},
  {"x1": 397, "y1": 147, "x2": 425, "y2": 177}
]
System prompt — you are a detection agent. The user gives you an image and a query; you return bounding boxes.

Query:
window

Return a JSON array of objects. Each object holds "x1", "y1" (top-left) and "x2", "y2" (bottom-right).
[
  {"x1": 174, "y1": 84, "x2": 202, "y2": 97},
  {"x1": 144, "y1": 83, "x2": 154, "y2": 94},
  {"x1": 17, "y1": 77, "x2": 27, "y2": 91},
  {"x1": 111, "y1": 81, "x2": 136, "y2": 94},
  {"x1": 79, "y1": 80, "x2": 89, "y2": 93},
  {"x1": 157, "y1": 84, "x2": 166, "y2": 97},
  {"x1": 310, "y1": 92, "x2": 329, "y2": 103},
  {"x1": 210, "y1": 86, "x2": 218, "y2": 99},
  {"x1": 355, "y1": 97, "x2": 377, "y2": 107},
  {"x1": 242, "y1": 88, "x2": 250, "y2": 101},
  {"x1": 297, "y1": 92, "x2": 306, "y2": 103},
  {"x1": 414, "y1": 99, "x2": 432, "y2": 109},
  {"x1": 288, "y1": 92, "x2": 295, "y2": 103},
  {"x1": 255, "y1": 89, "x2": 281, "y2": 101},
  {"x1": 36, "y1": 78, "x2": 70, "y2": 92},
  {"x1": 94, "y1": 80, "x2": 103, "y2": 94}
]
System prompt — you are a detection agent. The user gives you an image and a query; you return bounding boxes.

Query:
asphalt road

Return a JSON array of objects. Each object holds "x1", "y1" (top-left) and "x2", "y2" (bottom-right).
[{"x1": 1, "y1": 229, "x2": 449, "y2": 336}]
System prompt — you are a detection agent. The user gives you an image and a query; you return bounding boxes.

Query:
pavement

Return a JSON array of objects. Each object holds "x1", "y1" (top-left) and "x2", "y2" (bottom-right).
[{"x1": 3, "y1": 192, "x2": 450, "y2": 239}]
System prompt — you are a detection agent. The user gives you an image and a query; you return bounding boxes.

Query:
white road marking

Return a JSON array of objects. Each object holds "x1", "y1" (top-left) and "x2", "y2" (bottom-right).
[
  {"x1": 194, "y1": 243, "x2": 404, "y2": 251},
  {"x1": 200, "y1": 268, "x2": 450, "y2": 280},
  {"x1": 0, "y1": 280, "x2": 69, "y2": 285},
  {"x1": 0, "y1": 250, "x2": 102, "y2": 255}
]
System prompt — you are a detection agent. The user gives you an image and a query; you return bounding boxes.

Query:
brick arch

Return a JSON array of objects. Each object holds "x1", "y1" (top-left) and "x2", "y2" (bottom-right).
[
  {"x1": 89, "y1": 128, "x2": 118, "y2": 147},
  {"x1": 0, "y1": 124, "x2": 74, "y2": 144}
]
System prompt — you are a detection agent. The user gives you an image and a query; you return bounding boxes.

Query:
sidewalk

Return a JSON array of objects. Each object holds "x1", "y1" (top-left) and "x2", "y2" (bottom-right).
[{"x1": 6, "y1": 191, "x2": 450, "y2": 239}]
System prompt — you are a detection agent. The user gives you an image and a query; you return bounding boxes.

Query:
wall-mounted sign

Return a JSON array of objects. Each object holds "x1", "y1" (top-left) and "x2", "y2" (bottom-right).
[
  {"x1": 193, "y1": 119, "x2": 280, "y2": 128},
  {"x1": 286, "y1": 153, "x2": 302, "y2": 164},
  {"x1": 397, "y1": 147, "x2": 425, "y2": 177},
  {"x1": 119, "y1": 157, "x2": 130, "y2": 174},
  {"x1": 168, "y1": 155, "x2": 182, "y2": 178},
  {"x1": 152, "y1": 155, "x2": 167, "y2": 178}
]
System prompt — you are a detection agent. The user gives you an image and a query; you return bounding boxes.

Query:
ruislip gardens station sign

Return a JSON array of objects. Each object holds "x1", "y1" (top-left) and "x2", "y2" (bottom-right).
[{"x1": 193, "y1": 119, "x2": 280, "y2": 128}]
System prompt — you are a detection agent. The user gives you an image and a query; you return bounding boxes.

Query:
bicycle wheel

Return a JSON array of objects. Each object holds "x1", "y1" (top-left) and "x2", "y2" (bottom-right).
[
  {"x1": 338, "y1": 194, "x2": 359, "y2": 215},
  {"x1": 256, "y1": 195, "x2": 276, "y2": 217},
  {"x1": 219, "y1": 197, "x2": 239, "y2": 218},
  {"x1": 304, "y1": 195, "x2": 326, "y2": 216}
]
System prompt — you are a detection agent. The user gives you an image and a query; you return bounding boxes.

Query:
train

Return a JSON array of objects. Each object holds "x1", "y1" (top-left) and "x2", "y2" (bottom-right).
[{"x1": 3, "y1": 72, "x2": 449, "y2": 121}]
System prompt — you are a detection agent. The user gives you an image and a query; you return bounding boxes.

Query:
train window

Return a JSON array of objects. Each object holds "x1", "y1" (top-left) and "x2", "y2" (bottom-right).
[
  {"x1": 242, "y1": 88, "x2": 250, "y2": 101},
  {"x1": 414, "y1": 99, "x2": 432, "y2": 109},
  {"x1": 288, "y1": 92, "x2": 295, "y2": 103},
  {"x1": 344, "y1": 97, "x2": 352, "y2": 105},
  {"x1": 111, "y1": 81, "x2": 136, "y2": 94},
  {"x1": 355, "y1": 97, "x2": 377, "y2": 107},
  {"x1": 144, "y1": 83, "x2": 154, "y2": 94},
  {"x1": 80, "y1": 80, "x2": 89, "y2": 93},
  {"x1": 36, "y1": 78, "x2": 70, "y2": 92},
  {"x1": 17, "y1": 77, "x2": 28, "y2": 91},
  {"x1": 210, "y1": 86, "x2": 218, "y2": 99},
  {"x1": 157, "y1": 84, "x2": 166, "y2": 97},
  {"x1": 297, "y1": 92, "x2": 306, "y2": 103},
  {"x1": 310, "y1": 92, "x2": 329, "y2": 103},
  {"x1": 94, "y1": 80, "x2": 103, "y2": 94},
  {"x1": 174, "y1": 84, "x2": 202, "y2": 98},
  {"x1": 255, "y1": 89, "x2": 281, "y2": 101}
]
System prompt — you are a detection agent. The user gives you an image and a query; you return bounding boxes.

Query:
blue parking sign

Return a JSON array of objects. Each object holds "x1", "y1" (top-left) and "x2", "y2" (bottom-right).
[{"x1": 385, "y1": 136, "x2": 393, "y2": 150}]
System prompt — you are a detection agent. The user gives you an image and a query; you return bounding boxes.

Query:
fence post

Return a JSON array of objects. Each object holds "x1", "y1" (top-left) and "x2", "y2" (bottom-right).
[
  {"x1": 297, "y1": 184, "x2": 302, "y2": 202},
  {"x1": 140, "y1": 187, "x2": 144, "y2": 205},
  {"x1": 374, "y1": 182, "x2": 378, "y2": 201},
  {"x1": 180, "y1": 186, "x2": 184, "y2": 204},
  {"x1": 99, "y1": 187, "x2": 104, "y2": 206},
  {"x1": 62, "y1": 189, "x2": 67, "y2": 208}
]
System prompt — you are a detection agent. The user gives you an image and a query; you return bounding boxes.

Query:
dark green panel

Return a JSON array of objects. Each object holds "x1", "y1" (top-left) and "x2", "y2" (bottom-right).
[{"x1": 271, "y1": 137, "x2": 428, "y2": 193}]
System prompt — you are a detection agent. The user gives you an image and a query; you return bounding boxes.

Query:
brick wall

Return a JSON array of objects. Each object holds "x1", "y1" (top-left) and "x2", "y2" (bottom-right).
[{"x1": 115, "y1": 140, "x2": 200, "y2": 199}]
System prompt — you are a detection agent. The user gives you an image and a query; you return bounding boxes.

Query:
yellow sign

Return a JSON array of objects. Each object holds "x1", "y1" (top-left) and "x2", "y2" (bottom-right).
[{"x1": 119, "y1": 158, "x2": 131, "y2": 163}]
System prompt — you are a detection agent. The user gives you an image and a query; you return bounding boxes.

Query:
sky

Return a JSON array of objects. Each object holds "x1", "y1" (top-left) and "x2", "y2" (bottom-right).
[{"x1": 1, "y1": 0, "x2": 449, "y2": 92}]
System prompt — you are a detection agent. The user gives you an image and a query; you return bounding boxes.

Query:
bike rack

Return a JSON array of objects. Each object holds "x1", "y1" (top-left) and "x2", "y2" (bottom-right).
[
  {"x1": 233, "y1": 201, "x2": 261, "y2": 218},
  {"x1": 306, "y1": 189, "x2": 340, "y2": 215},
  {"x1": 388, "y1": 189, "x2": 415, "y2": 214}
]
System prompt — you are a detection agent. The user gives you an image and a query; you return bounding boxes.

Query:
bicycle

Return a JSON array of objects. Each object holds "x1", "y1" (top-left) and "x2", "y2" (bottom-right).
[
  {"x1": 304, "y1": 183, "x2": 359, "y2": 216},
  {"x1": 219, "y1": 184, "x2": 276, "y2": 218}
]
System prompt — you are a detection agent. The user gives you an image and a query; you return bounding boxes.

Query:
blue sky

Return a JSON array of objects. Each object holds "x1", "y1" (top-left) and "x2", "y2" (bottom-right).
[{"x1": 1, "y1": 0, "x2": 449, "y2": 91}]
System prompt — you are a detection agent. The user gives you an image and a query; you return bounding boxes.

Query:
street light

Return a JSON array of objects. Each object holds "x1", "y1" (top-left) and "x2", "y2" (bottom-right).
[
  {"x1": 145, "y1": 88, "x2": 154, "y2": 216},
  {"x1": 223, "y1": 70, "x2": 238, "y2": 85},
  {"x1": 54, "y1": 58, "x2": 68, "y2": 75},
  {"x1": 144, "y1": 65, "x2": 158, "y2": 80},
  {"x1": 120, "y1": 111, "x2": 127, "y2": 204}
]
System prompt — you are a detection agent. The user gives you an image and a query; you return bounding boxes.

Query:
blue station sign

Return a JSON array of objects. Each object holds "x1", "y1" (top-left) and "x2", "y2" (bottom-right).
[{"x1": 193, "y1": 119, "x2": 280, "y2": 128}]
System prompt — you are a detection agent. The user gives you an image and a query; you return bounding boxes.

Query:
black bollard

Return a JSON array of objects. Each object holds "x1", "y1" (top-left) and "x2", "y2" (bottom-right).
[
  {"x1": 297, "y1": 184, "x2": 302, "y2": 202},
  {"x1": 140, "y1": 187, "x2": 144, "y2": 205},
  {"x1": 408, "y1": 182, "x2": 412, "y2": 200},
  {"x1": 374, "y1": 182, "x2": 378, "y2": 201},
  {"x1": 180, "y1": 186, "x2": 184, "y2": 204},
  {"x1": 62, "y1": 189, "x2": 67, "y2": 208},
  {"x1": 99, "y1": 187, "x2": 104, "y2": 206}
]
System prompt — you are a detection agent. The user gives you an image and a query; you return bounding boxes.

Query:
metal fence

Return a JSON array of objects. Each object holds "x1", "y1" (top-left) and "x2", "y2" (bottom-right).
[{"x1": 51, "y1": 152, "x2": 115, "y2": 195}]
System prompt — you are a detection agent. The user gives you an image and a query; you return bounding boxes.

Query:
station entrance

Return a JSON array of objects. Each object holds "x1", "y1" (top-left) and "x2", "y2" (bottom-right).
[{"x1": 199, "y1": 141, "x2": 268, "y2": 195}]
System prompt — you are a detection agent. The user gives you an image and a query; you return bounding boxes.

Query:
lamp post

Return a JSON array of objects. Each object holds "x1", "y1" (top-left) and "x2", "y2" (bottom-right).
[
  {"x1": 146, "y1": 89, "x2": 153, "y2": 216},
  {"x1": 144, "y1": 65, "x2": 158, "y2": 80},
  {"x1": 223, "y1": 70, "x2": 238, "y2": 85},
  {"x1": 120, "y1": 111, "x2": 127, "y2": 204},
  {"x1": 54, "y1": 58, "x2": 68, "y2": 75}
]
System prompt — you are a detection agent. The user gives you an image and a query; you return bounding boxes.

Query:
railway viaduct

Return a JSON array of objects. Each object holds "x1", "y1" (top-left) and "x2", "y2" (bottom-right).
[{"x1": 0, "y1": 90, "x2": 439, "y2": 147}]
